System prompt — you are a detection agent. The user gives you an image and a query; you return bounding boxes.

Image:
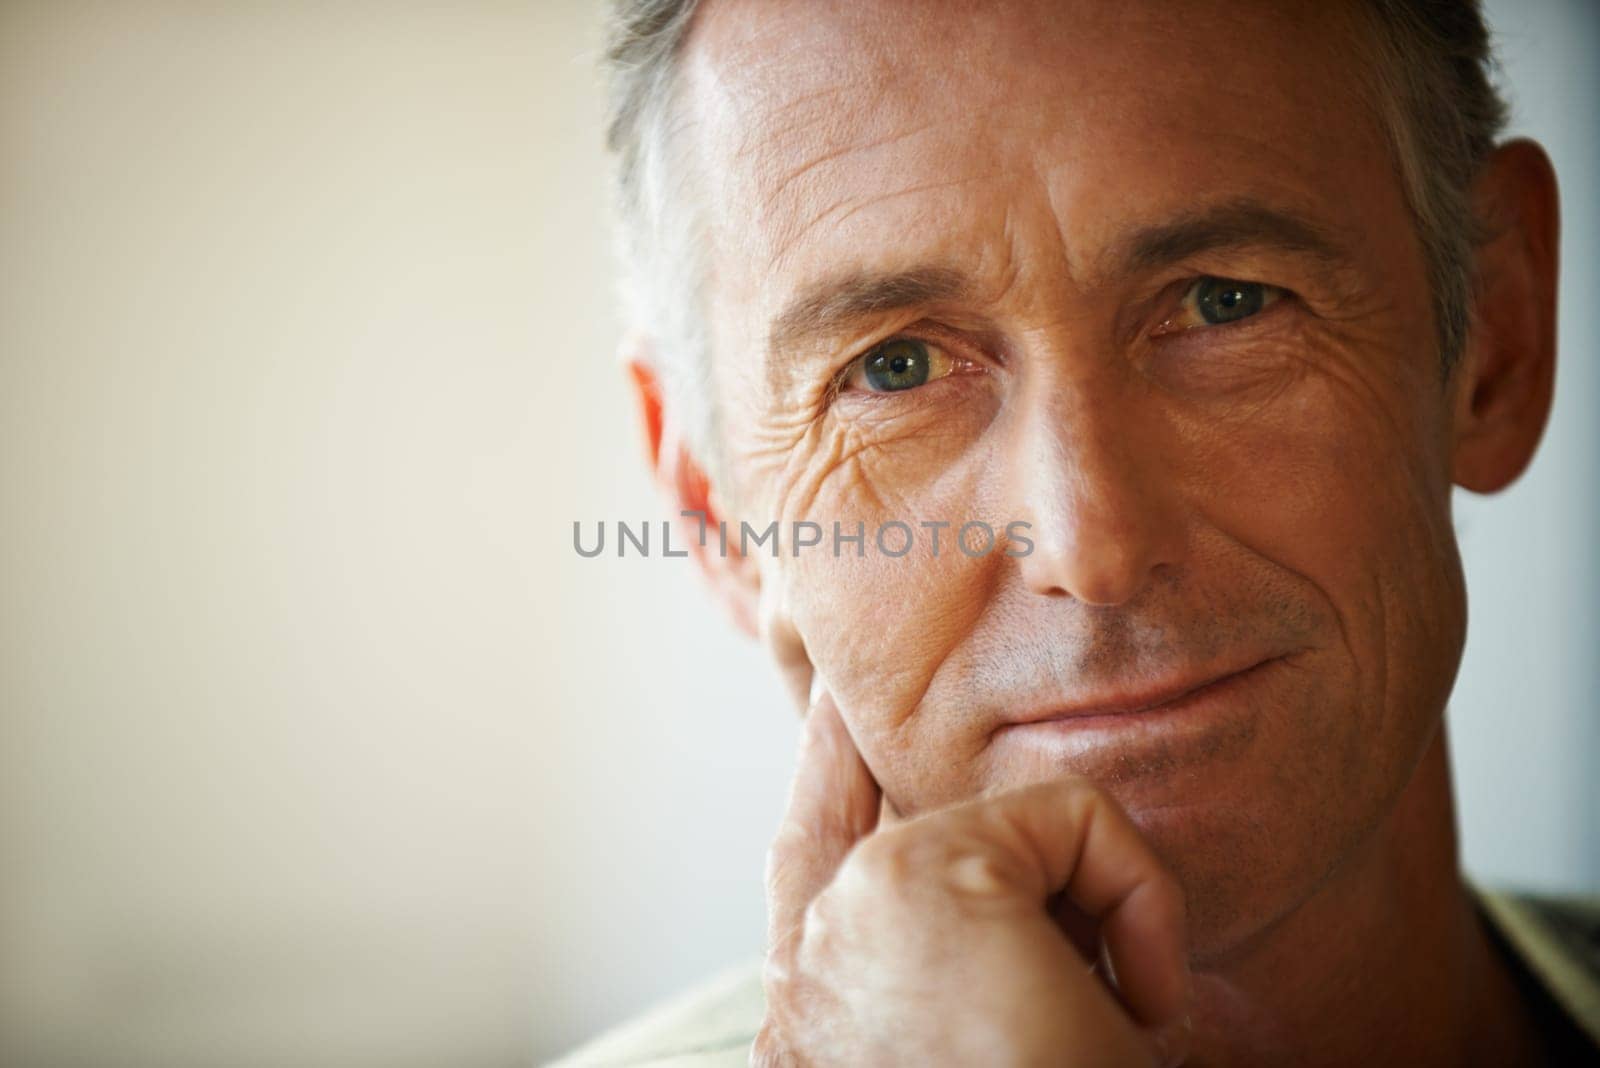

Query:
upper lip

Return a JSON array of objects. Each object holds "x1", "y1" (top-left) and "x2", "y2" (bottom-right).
[{"x1": 999, "y1": 655, "x2": 1280, "y2": 727}]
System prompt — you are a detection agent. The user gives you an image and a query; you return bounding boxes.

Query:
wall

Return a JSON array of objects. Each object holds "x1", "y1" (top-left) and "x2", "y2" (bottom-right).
[{"x1": 0, "y1": 3, "x2": 1593, "y2": 1065}]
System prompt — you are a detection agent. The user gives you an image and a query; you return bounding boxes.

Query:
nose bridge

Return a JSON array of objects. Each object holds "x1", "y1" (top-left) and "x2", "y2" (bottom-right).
[{"x1": 1009, "y1": 364, "x2": 1181, "y2": 605}]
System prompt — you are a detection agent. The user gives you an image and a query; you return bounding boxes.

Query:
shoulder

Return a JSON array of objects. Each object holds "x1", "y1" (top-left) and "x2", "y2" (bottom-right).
[
  {"x1": 549, "y1": 960, "x2": 765, "y2": 1067},
  {"x1": 1477, "y1": 885, "x2": 1600, "y2": 1056}
]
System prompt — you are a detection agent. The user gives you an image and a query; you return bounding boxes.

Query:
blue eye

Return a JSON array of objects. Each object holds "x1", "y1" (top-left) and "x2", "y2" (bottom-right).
[
  {"x1": 863, "y1": 338, "x2": 931, "y2": 391},
  {"x1": 1192, "y1": 277, "x2": 1276, "y2": 325},
  {"x1": 843, "y1": 337, "x2": 959, "y2": 394}
]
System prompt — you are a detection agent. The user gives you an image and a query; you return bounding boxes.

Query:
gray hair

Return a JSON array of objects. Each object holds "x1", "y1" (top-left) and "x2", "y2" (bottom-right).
[
  {"x1": 1356, "y1": 0, "x2": 1509, "y2": 372},
  {"x1": 602, "y1": 0, "x2": 1507, "y2": 460},
  {"x1": 603, "y1": 0, "x2": 714, "y2": 465}
]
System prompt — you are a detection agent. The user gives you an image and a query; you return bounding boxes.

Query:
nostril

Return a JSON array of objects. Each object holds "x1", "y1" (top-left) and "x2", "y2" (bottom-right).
[{"x1": 1014, "y1": 528, "x2": 1160, "y2": 606}]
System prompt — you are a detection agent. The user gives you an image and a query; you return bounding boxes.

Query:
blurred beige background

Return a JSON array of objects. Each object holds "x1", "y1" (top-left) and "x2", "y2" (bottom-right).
[{"x1": 1, "y1": 2, "x2": 1595, "y2": 1066}]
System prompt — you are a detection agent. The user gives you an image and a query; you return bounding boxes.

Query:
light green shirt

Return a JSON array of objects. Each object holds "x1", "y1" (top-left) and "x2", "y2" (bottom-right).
[{"x1": 550, "y1": 888, "x2": 1600, "y2": 1066}]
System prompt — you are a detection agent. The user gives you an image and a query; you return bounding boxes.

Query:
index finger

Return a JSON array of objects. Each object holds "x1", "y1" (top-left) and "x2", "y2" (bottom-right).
[{"x1": 763, "y1": 682, "x2": 881, "y2": 957}]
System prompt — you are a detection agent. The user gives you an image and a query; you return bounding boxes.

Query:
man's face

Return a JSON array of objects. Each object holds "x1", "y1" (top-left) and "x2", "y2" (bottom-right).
[{"x1": 681, "y1": 0, "x2": 1470, "y2": 954}]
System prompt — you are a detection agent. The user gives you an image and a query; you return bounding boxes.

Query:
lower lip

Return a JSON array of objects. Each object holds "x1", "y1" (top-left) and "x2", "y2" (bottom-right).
[{"x1": 996, "y1": 657, "x2": 1280, "y2": 738}]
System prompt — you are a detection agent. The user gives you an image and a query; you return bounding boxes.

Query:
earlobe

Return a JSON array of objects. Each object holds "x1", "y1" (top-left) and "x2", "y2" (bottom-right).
[
  {"x1": 623, "y1": 342, "x2": 763, "y2": 639},
  {"x1": 1451, "y1": 139, "x2": 1560, "y2": 495},
  {"x1": 667, "y1": 438, "x2": 763, "y2": 641}
]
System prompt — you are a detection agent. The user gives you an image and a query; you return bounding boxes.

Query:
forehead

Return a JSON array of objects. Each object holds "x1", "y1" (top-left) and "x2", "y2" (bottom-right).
[{"x1": 678, "y1": 0, "x2": 1397, "y2": 337}]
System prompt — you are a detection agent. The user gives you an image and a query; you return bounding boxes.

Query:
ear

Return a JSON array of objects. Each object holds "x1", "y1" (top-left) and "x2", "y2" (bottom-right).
[
  {"x1": 1451, "y1": 139, "x2": 1560, "y2": 494},
  {"x1": 625, "y1": 338, "x2": 761, "y2": 638}
]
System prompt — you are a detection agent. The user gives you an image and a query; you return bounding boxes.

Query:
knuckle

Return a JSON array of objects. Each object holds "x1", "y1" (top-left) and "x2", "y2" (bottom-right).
[
  {"x1": 797, "y1": 895, "x2": 835, "y2": 953},
  {"x1": 760, "y1": 951, "x2": 797, "y2": 1001},
  {"x1": 940, "y1": 850, "x2": 1016, "y2": 899},
  {"x1": 842, "y1": 828, "x2": 915, "y2": 886}
]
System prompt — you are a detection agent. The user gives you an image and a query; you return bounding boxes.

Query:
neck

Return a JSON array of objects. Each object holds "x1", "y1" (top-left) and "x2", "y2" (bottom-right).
[{"x1": 1185, "y1": 726, "x2": 1543, "y2": 1067}]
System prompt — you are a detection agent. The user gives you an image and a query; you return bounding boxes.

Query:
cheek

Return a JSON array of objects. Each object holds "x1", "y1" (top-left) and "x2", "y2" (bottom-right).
[
  {"x1": 761, "y1": 421, "x2": 1008, "y2": 779},
  {"x1": 784, "y1": 549, "x2": 982, "y2": 719},
  {"x1": 778, "y1": 544, "x2": 998, "y2": 807},
  {"x1": 1183, "y1": 345, "x2": 1464, "y2": 761}
]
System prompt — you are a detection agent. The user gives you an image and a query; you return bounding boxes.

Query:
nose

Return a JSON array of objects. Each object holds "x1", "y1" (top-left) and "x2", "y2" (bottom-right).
[{"x1": 1007, "y1": 372, "x2": 1184, "y2": 606}]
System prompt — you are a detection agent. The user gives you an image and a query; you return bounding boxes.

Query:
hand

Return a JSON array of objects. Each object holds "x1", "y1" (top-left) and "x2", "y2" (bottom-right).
[{"x1": 752, "y1": 685, "x2": 1193, "y2": 1067}]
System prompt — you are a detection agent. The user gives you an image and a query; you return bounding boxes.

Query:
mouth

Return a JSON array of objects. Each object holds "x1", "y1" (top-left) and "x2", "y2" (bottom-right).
[{"x1": 995, "y1": 655, "x2": 1286, "y2": 734}]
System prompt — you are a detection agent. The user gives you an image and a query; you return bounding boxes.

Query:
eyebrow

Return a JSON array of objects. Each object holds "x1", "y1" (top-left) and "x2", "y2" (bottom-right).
[
  {"x1": 767, "y1": 264, "x2": 972, "y2": 358},
  {"x1": 1117, "y1": 199, "x2": 1348, "y2": 277},
  {"x1": 764, "y1": 199, "x2": 1349, "y2": 369}
]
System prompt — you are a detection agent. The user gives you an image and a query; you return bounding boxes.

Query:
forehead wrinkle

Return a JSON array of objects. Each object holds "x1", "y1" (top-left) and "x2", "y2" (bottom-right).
[
  {"x1": 731, "y1": 81, "x2": 858, "y2": 178},
  {"x1": 767, "y1": 168, "x2": 1006, "y2": 274},
  {"x1": 754, "y1": 114, "x2": 951, "y2": 223},
  {"x1": 743, "y1": 81, "x2": 1053, "y2": 273}
]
